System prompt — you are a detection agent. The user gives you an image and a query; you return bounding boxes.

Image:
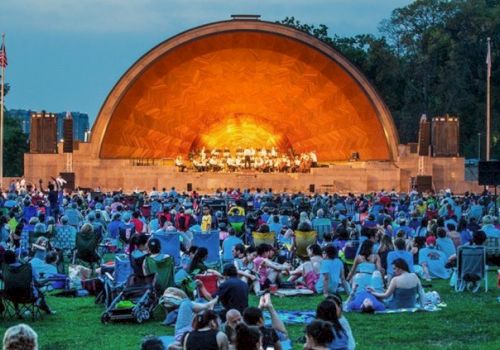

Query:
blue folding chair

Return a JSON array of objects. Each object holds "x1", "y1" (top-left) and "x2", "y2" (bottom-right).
[
  {"x1": 192, "y1": 231, "x2": 220, "y2": 267},
  {"x1": 312, "y1": 218, "x2": 332, "y2": 240},
  {"x1": 153, "y1": 232, "x2": 181, "y2": 265}
]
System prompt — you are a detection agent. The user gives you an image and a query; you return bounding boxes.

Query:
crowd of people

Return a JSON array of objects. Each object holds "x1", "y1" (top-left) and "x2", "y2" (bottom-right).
[
  {"x1": 176, "y1": 147, "x2": 318, "y2": 173},
  {"x1": 1, "y1": 179, "x2": 499, "y2": 349}
]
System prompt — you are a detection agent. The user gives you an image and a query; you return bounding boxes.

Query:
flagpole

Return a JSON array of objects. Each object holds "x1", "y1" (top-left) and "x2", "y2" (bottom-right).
[
  {"x1": 486, "y1": 37, "x2": 491, "y2": 161},
  {"x1": 0, "y1": 33, "x2": 5, "y2": 190}
]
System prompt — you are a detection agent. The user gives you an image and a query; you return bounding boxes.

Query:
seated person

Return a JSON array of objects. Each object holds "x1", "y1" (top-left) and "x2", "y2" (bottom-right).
[
  {"x1": 188, "y1": 247, "x2": 223, "y2": 300},
  {"x1": 253, "y1": 244, "x2": 289, "y2": 290},
  {"x1": 222, "y1": 228, "x2": 243, "y2": 263},
  {"x1": 288, "y1": 243, "x2": 323, "y2": 291},
  {"x1": 167, "y1": 293, "x2": 219, "y2": 349},
  {"x1": 143, "y1": 237, "x2": 173, "y2": 293},
  {"x1": 436, "y1": 227, "x2": 456, "y2": 259},
  {"x1": 419, "y1": 236, "x2": 450, "y2": 280},
  {"x1": 368, "y1": 258, "x2": 426, "y2": 309},
  {"x1": 233, "y1": 245, "x2": 260, "y2": 295},
  {"x1": 182, "y1": 310, "x2": 229, "y2": 350},
  {"x1": 29, "y1": 237, "x2": 58, "y2": 280},
  {"x1": 215, "y1": 264, "x2": 249, "y2": 318},
  {"x1": 346, "y1": 240, "x2": 383, "y2": 283},
  {"x1": 141, "y1": 336, "x2": 165, "y2": 350},
  {"x1": 223, "y1": 309, "x2": 242, "y2": 349},
  {"x1": 2, "y1": 324, "x2": 39, "y2": 350},
  {"x1": 316, "y1": 245, "x2": 349, "y2": 296},
  {"x1": 386, "y1": 238, "x2": 415, "y2": 278},
  {"x1": 243, "y1": 294, "x2": 288, "y2": 350},
  {"x1": 235, "y1": 323, "x2": 262, "y2": 350},
  {"x1": 315, "y1": 297, "x2": 353, "y2": 350},
  {"x1": 3, "y1": 250, "x2": 54, "y2": 315},
  {"x1": 304, "y1": 320, "x2": 334, "y2": 350}
]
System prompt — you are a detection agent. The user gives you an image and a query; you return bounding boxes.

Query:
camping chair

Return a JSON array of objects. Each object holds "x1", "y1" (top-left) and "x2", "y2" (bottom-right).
[
  {"x1": 312, "y1": 218, "x2": 333, "y2": 240},
  {"x1": 72, "y1": 229, "x2": 101, "y2": 274},
  {"x1": 144, "y1": 255, "x2": 175, "y2": 294},
  {"x1": 227, "y1": 215, "x2": 245, "y2": 234},
  {"x1": 252, "y1": 231, "x2": 276, "y2": 247},
  {"x1": 341, "y1": 240, "x2": 362, "y2": 268},
  {"x1": 152, "y1": 233, "x2": 181, "y2": 266},
  {"x1": 453, "y1": 245, "x2": 488, "y2": 293},
  {"x1": 484, "y1": 237, "x2": 500, "y2": 265},
  {"x1": 1, "y1": 263, "x2": 45, "y2": 320},
  {"x1": 293, "y1": 231, "x2": 317, "y2": 259},
  {"x1": 192, "y1": 231, "x2": 221, "y2": 267}
]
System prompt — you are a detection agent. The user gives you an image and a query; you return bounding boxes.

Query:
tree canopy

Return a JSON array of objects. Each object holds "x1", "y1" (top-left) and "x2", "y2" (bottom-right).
[{"x1": 280, "y1": 0, "x2": 500, "y2": 158}]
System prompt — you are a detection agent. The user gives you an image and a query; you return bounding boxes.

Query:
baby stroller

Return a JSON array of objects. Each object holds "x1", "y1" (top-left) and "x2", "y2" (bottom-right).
[{"x1": 100, "y1": 273, "x2": 157, "y2": 324}]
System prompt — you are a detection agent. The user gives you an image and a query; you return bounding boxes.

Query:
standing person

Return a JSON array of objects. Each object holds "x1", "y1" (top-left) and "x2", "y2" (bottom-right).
[{"x1": 200, "y1": 206, "x2": 212, "y2": 233}]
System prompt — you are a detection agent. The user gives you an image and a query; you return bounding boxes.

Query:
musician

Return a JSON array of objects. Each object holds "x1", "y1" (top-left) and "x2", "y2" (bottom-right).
[
  {"x1": 209, "y1": 156, "x2": 221, "y2": 172},
  {"x1": 175, "y1": 156, "x2": 186, "y2": 172},
  {"x1": 270, "y1": 147, "x2": 277, "y2": 158},
  {"x1": 259, "y1": 148, "x2": 267, "y2": 158},
  {"x1": 254, "y1": 156, "x2": 264, "y2": 170},
  {"x1": 243, "y1": 148, "x2": 252, "y2": 169},
  {"x1": 200, "y1": 147, "x2": 207, "y2": 161},
  {"x1": 310, "y1": 151, "x2": 318, "y2": 167}
]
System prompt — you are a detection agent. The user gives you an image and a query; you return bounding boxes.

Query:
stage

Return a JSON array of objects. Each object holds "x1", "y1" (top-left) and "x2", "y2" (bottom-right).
[{"x1": 23, "y1": 143, "x2": 480, "y2": 193}]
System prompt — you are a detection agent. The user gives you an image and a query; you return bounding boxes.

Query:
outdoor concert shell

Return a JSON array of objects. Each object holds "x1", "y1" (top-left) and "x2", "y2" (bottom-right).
[{"x1": 90, "y1": 18, "x2": 400, "y2": 161}]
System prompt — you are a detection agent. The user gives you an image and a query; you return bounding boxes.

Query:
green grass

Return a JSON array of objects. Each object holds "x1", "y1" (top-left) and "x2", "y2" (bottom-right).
[{"x1": 1, "y1": 272, "x2": 500, "y2": 350}]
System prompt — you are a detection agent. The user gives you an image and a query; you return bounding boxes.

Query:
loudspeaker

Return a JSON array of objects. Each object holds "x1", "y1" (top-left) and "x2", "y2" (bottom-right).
[
  {"x1": 478, "y1": 161, "x2": 500, "y2": 186},
  {"x1": 415, "y1": 175, "x2": 433, "y2": 193},
  {"x1": 187, "y1": 183, "x2": 193, "y2": 192},
  {"x1": 30, "y1": 112, "x2": 57, "y2": 153},
  {"x1": 309, "y1": 184, "x2": 315, "y2": 193},
  {"x1": 59, "y1": 172, "x2": 75, "y2": 190},
  {"x1": 63, "y1": 117, "x2": 74, "y2": 153},
  {"x1": 432, "y1": 115, "x2": 459, "y2": 157},
  {"x1": 417, "y1": 116, "x2": 431, "y2": 156}
]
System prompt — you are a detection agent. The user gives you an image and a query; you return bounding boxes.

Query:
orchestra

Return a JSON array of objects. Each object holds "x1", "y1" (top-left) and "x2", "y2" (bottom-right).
[{"x1": 176, "y1": 148, "x2": 317, "y2": 173}]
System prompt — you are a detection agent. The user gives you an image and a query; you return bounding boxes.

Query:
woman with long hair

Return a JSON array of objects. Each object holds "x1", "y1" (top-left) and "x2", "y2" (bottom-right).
[
  {"x1": 235, "y1": 323, "x2": 261, "y2": 350},
  {"x1": 188, "y1": 247, "x2": 222, "y2": 300},
  {"x1": 346, "y1": 240, "x2": 383, "y2": 282},
  {"x1": 377, "y1": 235, "x2": 394, "y2": 272},
  {"x1": 304, "y1": 320, "x2": 334, "y2": 350},
  {"x1": 183, "y1": 310, "x2": 228, "y2": 350},
  {"x1": 315, "y1": 299, "x2": 350, "y2": 350}
]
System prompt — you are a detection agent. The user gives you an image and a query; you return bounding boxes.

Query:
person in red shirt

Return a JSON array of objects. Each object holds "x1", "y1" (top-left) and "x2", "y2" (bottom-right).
[{"x1": 131, "y1": 211, "x2": 144, "y2": 233}]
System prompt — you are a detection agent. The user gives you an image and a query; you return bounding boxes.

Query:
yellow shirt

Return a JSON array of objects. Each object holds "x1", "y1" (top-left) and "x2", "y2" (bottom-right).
[{"x1": 201, "y1": 214, "x2": 212, "y2": 232}]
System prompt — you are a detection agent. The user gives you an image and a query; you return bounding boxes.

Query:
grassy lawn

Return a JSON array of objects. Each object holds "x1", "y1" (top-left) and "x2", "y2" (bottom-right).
[{"x1": 1, "y1": 272, "x2": 499, "y2": 350}]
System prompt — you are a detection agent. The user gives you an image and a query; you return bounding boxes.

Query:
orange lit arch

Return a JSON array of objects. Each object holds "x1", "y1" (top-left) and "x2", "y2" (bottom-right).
[{"x1": 90, "y1": 19, "x2": 399, "y2": 161}]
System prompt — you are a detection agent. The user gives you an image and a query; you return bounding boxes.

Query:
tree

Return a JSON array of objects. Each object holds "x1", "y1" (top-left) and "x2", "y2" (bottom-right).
[
  {"x1": 3, "y1": 114, "x2": 28, "y2": 177},
  {"x1": 280, "y1": 0, "x2": 500, "y2": 158}
]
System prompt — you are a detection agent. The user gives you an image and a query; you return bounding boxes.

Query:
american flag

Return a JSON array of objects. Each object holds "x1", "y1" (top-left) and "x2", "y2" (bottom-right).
[{"x1": 0, "y1": 42, "x2": 7, "y2": 68}]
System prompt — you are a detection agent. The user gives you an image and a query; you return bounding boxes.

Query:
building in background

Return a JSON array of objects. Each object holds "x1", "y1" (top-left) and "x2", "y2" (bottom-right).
[{"x1": 8, "y1": 109, "x2": 90, "y2": 142}]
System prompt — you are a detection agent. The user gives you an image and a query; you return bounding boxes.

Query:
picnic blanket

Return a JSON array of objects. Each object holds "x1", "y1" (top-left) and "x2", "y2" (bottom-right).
[
  {"x1": 264, "y1": 310, "x2": 315, "y2": 325},
  {"x1": 273, "y1": 288, "x2": 315, "y2": 297}
]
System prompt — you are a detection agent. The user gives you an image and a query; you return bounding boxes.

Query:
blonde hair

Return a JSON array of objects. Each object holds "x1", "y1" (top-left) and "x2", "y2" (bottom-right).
[{"x1": 3, "y1": 324, "x2": 38, "y2": 350}]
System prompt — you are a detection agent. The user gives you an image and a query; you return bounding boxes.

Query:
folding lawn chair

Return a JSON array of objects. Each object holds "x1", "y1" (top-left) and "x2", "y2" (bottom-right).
[
  {"x1": 454, "y1": 245, "x2": 488, "y2": 293},
  {"x1": 192, "y1": 231, "x2": 221, "y2": 267},
  {"x1": 252, "y1": 231, "x2": 276, "y2": 247},
  {"x1": 1, "y1": 263, "x2": 45, "y2": 321},
  {"x1": 153, "y1": 232, "x2": 181, "y2": 266},
  {"x1": 312, "y1": 218, "x2": 333, "y2": 241},
  {"x1": 294, "y1": 230, "x2": 317, "y2": 259}
]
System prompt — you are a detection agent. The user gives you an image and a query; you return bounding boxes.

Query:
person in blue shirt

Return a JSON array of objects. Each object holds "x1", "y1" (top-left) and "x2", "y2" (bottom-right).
[
  {"x1": 222, "y1": 228, "x2": 243, "y2": 262},
  {"x1": 316, "y1": 245, "x2": 348, "y2": 296},
  {"x1": 419, "y1": 236, "x2": 450, "y2": 280},
  {"x1": 481, "y1": 215, "x2": 500, "y2": 238},
  {"x1": 436, "y1": 228, "x2": 456, "y2": 259}
]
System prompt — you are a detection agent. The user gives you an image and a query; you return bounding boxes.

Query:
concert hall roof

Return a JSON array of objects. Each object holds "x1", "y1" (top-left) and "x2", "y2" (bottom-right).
[{"x1": 91, "y1": 19, "x2": 399, "y2": 161}]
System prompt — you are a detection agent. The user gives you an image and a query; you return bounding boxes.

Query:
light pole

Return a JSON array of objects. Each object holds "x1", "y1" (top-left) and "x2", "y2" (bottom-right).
[{"x1": 478, "y1": 132, "x2": 481, "y2": 160}]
